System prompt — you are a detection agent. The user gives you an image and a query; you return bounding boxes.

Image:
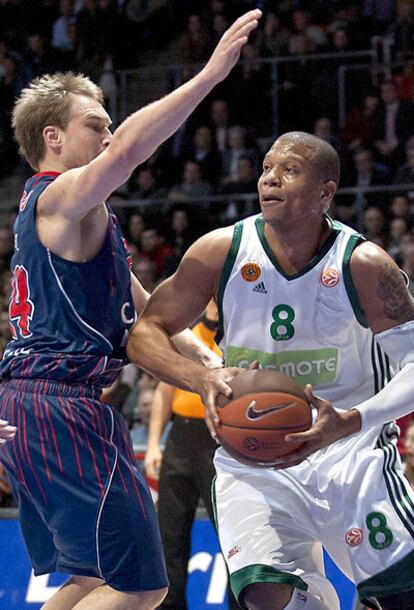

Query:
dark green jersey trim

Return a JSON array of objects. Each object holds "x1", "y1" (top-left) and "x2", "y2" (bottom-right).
[
  {"x1": 230, "y1": 564, "x2": 307, "y2": 605},
  {"x1": 342, "y1": 232, "x2": 368, "y2": 327},
  {"x1": 254, "y1": 215, "x2": 340, "y2": 280},
  {"x1": 358, "y1": 549, "x2": 414, "y2": 601},
  {"x1": 215, "y1": 221, "x2": 243, "y2": 345}
]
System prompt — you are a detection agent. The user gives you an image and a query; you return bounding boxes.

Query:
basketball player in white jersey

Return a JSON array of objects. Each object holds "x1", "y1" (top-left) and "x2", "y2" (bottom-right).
[{"x1": 128, "y1": 132, "x2": 414, "y2": 610}]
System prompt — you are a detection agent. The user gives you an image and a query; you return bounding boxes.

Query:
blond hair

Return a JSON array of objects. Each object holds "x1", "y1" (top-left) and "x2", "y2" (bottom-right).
[{"x1": 13, "y1": 72, "x2": 104, "y2": 170}]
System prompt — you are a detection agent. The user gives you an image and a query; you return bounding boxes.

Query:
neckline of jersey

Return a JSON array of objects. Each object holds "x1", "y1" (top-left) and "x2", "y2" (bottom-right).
[
  {"x1": 255, "y1": 214, "x2": 340, "y2": 281},
  {"x1": 32, "y1": 171, "x2": 61, "y2": 178}
]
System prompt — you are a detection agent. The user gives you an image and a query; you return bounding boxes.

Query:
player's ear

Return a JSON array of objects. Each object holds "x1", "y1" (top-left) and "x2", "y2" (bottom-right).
[
  {"x1": 321, "y1": 180, "x2": 336, "y2": 211},
  {"x1": 43, "y1": 126, "x2": 62, "y2": 152}
]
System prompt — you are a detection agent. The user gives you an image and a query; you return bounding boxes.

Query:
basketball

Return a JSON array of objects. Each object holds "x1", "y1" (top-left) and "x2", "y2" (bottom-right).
[{"x1": 216, "y1": 369, "x2": 312, "y2": 466}]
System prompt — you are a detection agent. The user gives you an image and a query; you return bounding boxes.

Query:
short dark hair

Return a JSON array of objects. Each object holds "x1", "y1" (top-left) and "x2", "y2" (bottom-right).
[{"x1": 274, "y1": 131, "x2": 340, "y2": 184}]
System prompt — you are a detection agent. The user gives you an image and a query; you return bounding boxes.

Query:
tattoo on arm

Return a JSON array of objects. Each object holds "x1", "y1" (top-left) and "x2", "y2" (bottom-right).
[{"x1": 376, "y1": 263, "x2": 414, "y2": 321}]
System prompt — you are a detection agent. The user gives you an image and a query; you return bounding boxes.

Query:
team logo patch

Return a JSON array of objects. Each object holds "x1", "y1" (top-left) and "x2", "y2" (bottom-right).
[
  {"x1": 345, "y1": 527, "x2": 364, "y2": 546},
  {"x1": 321, "y1": 268, "x2": 340, "y2": 287},
  {"x1": 241, "y1": 262, "x2": 261, "y2": 282},
  {"x1": 227, "y1": 545, "x2": 241, "y2": 560}
]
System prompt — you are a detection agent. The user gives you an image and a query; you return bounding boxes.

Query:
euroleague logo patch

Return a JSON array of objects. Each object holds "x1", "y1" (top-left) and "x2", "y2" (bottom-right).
[
  {"x1": 345, "y1": 527, "x2": 364, "y2": 546},
  {"x1": 321, "y1": 268, "x2": 340, "y2": 287},
  {"x1": 241, "y1": 262, "x2": 261, "y2": 282}
]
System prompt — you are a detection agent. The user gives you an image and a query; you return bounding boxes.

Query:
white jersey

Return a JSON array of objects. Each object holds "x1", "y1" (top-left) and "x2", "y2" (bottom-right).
[
  {"x1": 214, "y1": 214, "x2": 414, "y2": 609},
  {"x1": 217, "y1": 214, "x2": 392, "y2": 414}
]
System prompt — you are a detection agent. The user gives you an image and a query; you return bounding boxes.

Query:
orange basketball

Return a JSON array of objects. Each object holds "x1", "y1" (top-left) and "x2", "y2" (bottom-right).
[{"x1": 216, "y1": 369, "x2": 312, "y2": 466}]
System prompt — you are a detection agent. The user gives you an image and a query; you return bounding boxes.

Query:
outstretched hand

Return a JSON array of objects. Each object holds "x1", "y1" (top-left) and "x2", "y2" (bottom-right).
[
  {"x1": 271, "y1": 385, "x2": 362, "y2": 469},
  {"x1": 205, "y1": 9, "x2": 262, "y2": 85}
]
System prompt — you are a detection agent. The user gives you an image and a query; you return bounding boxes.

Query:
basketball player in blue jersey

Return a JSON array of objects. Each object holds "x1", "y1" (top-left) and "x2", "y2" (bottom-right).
[
  {"x1": 129, "y1": 132, "x2": 414, "y2": 610},
  {"x1": 0, "y1": 10, "x2": 261, "y2": 610}
]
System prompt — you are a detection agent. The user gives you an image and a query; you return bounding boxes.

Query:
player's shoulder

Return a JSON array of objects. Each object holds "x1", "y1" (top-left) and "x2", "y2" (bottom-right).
[
  {"x1": 350, "y1": 239, "x2": 408, "y2": 303},
  {"x1": 350, "y1": 239, "x2": 397, "y2": 274}
]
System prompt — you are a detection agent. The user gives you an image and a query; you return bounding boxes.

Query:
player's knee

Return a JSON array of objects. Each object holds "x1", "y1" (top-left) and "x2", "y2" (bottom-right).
[{"x1": 241, "y1": 582, "x2": 293, "y2": 610}]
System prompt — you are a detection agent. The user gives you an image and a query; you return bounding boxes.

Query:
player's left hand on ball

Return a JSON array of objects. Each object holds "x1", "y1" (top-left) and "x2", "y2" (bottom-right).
[{"x1": 271, "y1": 384, "x2": 362, "y2": 469}]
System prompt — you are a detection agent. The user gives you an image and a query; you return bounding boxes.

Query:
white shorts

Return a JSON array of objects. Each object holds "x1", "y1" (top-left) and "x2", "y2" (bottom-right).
[{"x1": 213, "y1": 427, "x2": 414, "y2": 609}]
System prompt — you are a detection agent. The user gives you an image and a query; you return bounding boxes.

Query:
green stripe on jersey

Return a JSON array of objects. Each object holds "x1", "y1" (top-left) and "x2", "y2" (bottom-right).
[{"x1": 216, "y1": 221, "x2": 243, "y2": 345}]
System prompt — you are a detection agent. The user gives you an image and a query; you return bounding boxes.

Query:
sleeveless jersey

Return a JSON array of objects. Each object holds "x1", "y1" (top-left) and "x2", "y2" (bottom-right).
[
  {"x1": 0, "y1": 172, "x2": 135, "y2": 388},
  {"x1": 217, "y1": 214, "x2": 393, "y2": 414}
]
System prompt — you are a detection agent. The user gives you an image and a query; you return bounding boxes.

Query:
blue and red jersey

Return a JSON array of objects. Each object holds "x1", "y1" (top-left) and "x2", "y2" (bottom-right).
[{"x1": 0, "y1": 172, "x2": 135, "y2": 388}]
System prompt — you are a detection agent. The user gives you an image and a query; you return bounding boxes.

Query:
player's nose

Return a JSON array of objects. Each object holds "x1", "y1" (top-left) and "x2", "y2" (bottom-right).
[{"x1": 263, "y1": 169, "x2": 281, "y2": 186}]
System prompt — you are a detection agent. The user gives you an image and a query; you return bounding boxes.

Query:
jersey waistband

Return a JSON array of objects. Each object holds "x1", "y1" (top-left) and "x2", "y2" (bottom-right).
[{"x1": 1, "y1": 378, "x2": 101, "y2": 399}]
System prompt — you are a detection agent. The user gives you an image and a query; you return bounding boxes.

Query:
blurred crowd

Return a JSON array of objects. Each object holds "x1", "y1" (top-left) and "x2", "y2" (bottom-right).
[{"x1": 1, "y1": 0, "x2": 414, "y2": 509}]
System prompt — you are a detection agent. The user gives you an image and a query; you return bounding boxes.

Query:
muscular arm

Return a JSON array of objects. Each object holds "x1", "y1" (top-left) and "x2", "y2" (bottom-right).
[
  {"x1": 349, "y1": 242, "x2": 414, "y2": 429},
  {"x1": 130, "y1": 271, "x2": 222, "y2": 368},
  {"x1": 39, "y1": 11, "x2": 261, "y2": 221},
  {"x1": 127, "y1": 229, "x2": 231, "y2": 390}
]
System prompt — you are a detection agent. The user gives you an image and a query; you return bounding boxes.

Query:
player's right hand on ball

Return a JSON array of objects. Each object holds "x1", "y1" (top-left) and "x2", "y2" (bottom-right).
[{"x1": 194, "y1": 367, "x2": 243, "y2": 440}]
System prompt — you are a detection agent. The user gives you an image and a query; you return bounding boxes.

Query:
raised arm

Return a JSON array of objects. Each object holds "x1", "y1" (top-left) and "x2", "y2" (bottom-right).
[{"x1": 41, "y1": 10, "x2": 261, "y2": 220}]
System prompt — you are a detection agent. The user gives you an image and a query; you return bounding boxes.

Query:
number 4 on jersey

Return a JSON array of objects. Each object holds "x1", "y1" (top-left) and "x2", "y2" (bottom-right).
[{"x1": 9, "y1": 266, "x2": 34, "y2": 339}]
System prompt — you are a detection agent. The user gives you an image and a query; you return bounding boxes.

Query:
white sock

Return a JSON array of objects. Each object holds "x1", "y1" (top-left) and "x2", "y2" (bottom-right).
[{"x1": 283, "y1": 588, "x2": 331, "y2": 610}]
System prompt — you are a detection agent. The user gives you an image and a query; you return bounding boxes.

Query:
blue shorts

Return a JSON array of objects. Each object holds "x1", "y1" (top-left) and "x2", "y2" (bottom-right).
[{"x1": 0, "y1": 378, "x2": 168, "y2": 592}]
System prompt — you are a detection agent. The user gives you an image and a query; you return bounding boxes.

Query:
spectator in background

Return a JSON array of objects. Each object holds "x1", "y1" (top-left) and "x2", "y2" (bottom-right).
[
  {"x1": 186, "y1": 125, "x2": 222, "y2": 186},
  {"x1": 231, "y1": 42, "x2": 270, "y2": 136},
  {"x1": 137, "y1": 226, "x2": 173, "y2": 278},
  {"x1": 127, "y1": 211, "x2": 145, "y2": 249},
  {"x1": 346, "y1": 147, "x2": 389, "y2": 210},
  {"x1": 256, "y1": 11, "x2": 290, "y2": 57},
  {"x1": 393, "y1": 1, "x2": 414, "y2": 61},
  {"x1": 403, "y1": 420, "x2": 414, "y2": 490},
  {"x1": 165, "y1": 206, "x2": 196, "y2": 255},
  {"x1": 0, "y1": 54, "x2": 23, "y2": 174},
  {"x1": 363, "y1": 205, "x2": 388, "y2": 247},
  {"x1": 221, "y1": 154, "x2": 259, "y2": 222},
  {"x1": 51, "y1": 0, "x2": 76, "y2": 55},
  {"x1": 394, "y1": 137, "x2": 414, "y2": 186},
  {"x1": 389, "y1": 194, "x2": 413, "y2": 222},
  {"x1": 128, "y1": 166, "x2": 166, "y2": 200},
  {"x1": 373, "y1": 79, "x2": 414, "y2": 171},
  {"x1": 132, "y1": 258, "x2": 158, "y2": 293},
  {"x1": 340, "y1": 88, "x2": 381, "y2": 151},
  {"x1": 221, "y1": 125, "x2": 257, "y2": 185},
  {"x1": 387, "y1": 217, "x2": 410, "y2": 262},
  {"x1": 209, "y1": 98, "x2": 232, "y2": 153},
  {"x1": 290, "y1": 9, "x2": 327, "y2": 49},
  {"x1": 180, "y1": 14, "x2": 211, "y2": 64},
  {"x1": 21, "y1": 32, "x2": 59, "y2": 85},
  {"x1": 169, "y1": 160, "x2": 213, "y2": 203}
]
